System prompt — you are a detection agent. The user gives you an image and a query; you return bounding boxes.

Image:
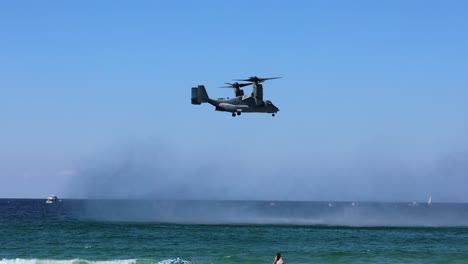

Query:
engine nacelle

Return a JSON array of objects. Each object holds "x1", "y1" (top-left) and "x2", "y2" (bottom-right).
[
  {"x1": 235, "y1": 88, "x2": 244, "y2": 97},
  {"x1": 253, "y1": 83, "x2": 264, "y2": 106}
]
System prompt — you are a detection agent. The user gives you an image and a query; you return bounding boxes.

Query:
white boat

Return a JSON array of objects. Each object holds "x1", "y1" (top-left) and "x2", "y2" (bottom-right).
[
  {"x1": 46, "y1": 195, "x2": 61, "y2": 204},
  {"x1": 428, "y1": 194, "x2": 432, "y2": 205}
]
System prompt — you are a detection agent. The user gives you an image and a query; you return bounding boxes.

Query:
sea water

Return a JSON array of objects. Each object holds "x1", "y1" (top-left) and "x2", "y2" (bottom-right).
[{"x1": 1, "y1": 199, "x2": 468, "y2": 263}]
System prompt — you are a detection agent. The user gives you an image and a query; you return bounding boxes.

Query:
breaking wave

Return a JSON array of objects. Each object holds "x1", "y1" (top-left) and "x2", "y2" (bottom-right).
[
  {"x1": 0, "y1": 259, "x2": 192, "y2": 264},
  {"x1": 0, "y1": 260, "x2": 137, "y2": 264}
]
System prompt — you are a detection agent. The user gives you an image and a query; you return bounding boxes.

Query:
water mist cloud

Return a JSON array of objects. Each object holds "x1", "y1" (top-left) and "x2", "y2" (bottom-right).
[
  {"x1": 64, "y1": 141, "x2": 468, "y2": 203},
  {"x1": 61, "y1": 141, "x2": 468, "y2": 225}
]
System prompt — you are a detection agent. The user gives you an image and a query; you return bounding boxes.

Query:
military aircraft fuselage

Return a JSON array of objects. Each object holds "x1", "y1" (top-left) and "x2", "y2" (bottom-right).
[
  {"x1": 191, "y1": 76, "x2": 281, "y2": 117},
  {"x1": 209, "y1": 96, "x2": 279, "y2": 114}
]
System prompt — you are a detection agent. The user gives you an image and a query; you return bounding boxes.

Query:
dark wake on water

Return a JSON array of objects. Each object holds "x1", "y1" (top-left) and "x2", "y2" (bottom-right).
[{"x1": 1, "y1": 199, "x2": 468, "y2": 263}]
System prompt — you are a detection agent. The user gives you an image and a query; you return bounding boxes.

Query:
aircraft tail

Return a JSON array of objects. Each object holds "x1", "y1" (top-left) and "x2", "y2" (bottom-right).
[{"x1": 191, "y1": 85, "x2": 209, "y2": 104}]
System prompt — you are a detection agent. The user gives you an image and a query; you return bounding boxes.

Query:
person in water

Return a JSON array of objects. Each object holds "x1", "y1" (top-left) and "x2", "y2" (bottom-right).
[{"x1": 273, "y1": 252, "x2": 285, "y2": 264}]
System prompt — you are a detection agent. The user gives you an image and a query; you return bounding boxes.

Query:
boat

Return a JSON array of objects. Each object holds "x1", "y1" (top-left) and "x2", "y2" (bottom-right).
[
  {"x1": 428, "y1": 194, "x2": 432, "y2": 205},
  {"x1": 46, "y1": 195, "x2": 61, "y2": 203}
]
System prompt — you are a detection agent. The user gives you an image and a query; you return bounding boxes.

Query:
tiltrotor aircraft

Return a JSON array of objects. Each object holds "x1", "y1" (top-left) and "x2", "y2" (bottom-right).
[{"x1": 191, "y1": 76, "x2": 280, "y2": 117}]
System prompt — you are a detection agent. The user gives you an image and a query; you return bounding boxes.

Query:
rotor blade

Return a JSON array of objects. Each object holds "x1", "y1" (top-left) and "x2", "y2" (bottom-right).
[
  {"x1": 220, "y1": 82, "x2": 252, "y2": 88},
  {"x1": 234, "y1": 76, "x2": 282, "y2": 83},
  {"x1": 259, "y1": 77, "x2": 282, "y2": 82}
]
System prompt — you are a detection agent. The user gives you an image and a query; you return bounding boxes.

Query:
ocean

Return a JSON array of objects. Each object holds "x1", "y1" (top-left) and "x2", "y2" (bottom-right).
[{"x1": 1, "y1": 199, "x2": 468, "y2": 264}]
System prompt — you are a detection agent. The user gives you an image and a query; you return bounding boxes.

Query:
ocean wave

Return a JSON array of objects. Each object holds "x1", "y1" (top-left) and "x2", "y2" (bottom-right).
[
  {"x1": 0, "y1": 259, "x2": 137, "y2": 264},
  {"x1": 0, "y1": 259, "x2": 192, "y2": 264},
  {"x1": 157, "y1": 259, "x2": 192, "y2": 264}
]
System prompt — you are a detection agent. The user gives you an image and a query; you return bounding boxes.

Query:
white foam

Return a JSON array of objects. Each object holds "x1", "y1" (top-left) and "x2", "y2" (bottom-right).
[
  {"x1": 0, "y1": 259, "x2": 137, "y2": 264},
  {"x1": 157, "y1": 259, "x2": 192, "y2": 264}
]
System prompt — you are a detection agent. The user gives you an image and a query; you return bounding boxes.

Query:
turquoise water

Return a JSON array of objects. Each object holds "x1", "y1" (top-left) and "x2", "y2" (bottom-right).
[{"x1": 1, "y1": 199, "x2": 468, "y2": 263}]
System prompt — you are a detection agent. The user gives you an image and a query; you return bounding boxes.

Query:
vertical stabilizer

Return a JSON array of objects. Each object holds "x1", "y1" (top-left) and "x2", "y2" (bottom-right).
[
  {"x1": 191, "y1": 87, "x2": 201, "y2": 105},
  {"x1": 197, "y1": 85, "x2": 209, "y2": 103}
]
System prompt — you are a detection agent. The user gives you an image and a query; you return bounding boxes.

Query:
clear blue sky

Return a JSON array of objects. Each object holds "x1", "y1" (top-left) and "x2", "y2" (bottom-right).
[{"x1": 1, "y1": 1, "x2": 467, "y2": 202}]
